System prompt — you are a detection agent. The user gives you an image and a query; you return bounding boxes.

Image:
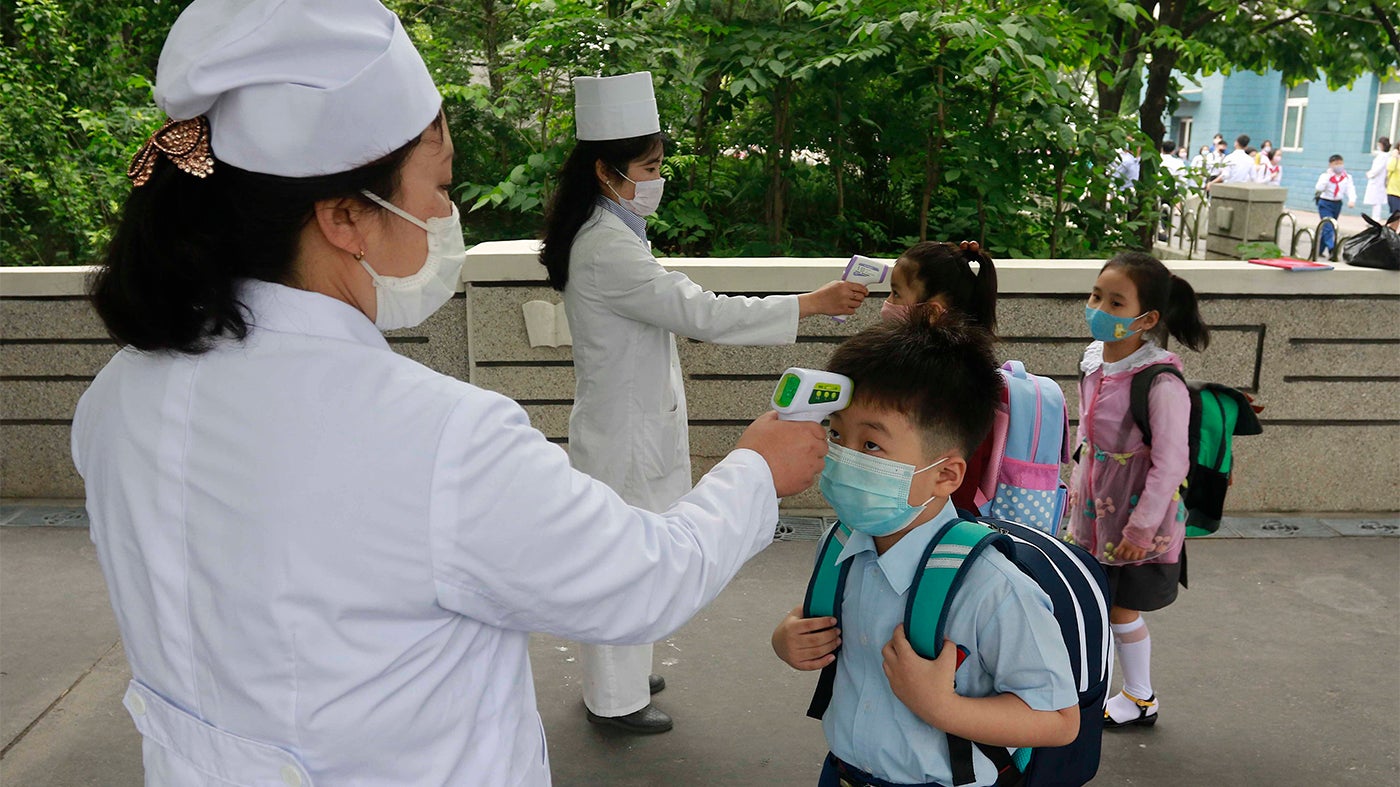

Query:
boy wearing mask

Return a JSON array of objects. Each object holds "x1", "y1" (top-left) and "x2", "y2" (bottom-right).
[
  {"x1": 771, "y1": 312, "x2": 1078, "y2": 787},
  {"x1": 1314, "y1": 154, "x2": 1357, "y2": 258}
]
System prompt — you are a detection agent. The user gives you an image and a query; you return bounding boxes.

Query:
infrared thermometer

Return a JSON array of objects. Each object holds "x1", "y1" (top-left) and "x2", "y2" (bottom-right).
[
  {"x1": 772, "y1": 367, "x2": 854, "y2": 422},
  {"x1": 833, "y1": 255, "x2": 891, "y2": 323}
]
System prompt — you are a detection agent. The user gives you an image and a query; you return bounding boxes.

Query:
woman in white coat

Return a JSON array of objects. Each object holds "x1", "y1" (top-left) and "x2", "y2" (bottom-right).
[
  {"x1": 1365, "y1": 137, "x2": 1392, "y2": 221},
  {"x1": 538, "y1": 72, "x2": 867, "y2": 734},
  {"x1": 73, "y1": 2, "x2": 827, "y2": 784}
]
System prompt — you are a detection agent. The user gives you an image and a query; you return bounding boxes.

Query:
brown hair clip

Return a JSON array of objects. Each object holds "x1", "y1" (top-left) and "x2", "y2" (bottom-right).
[
  {"x1": 958, "y1": 240, "x2": 981, "y2": 253},
  {"x1": 127, "y1": 116, "x2": 215, "y2": 187}
]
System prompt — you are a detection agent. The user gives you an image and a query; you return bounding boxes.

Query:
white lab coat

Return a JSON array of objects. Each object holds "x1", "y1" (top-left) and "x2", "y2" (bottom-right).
[
  {"x1": 562, "y1": 205, "x2": 798, "y2": 715},
  {"x1": 1365, "y1": 151, "x2": 1390, "y2": 208},
  {"x1": 72, "y1": 280, "x2": 783, "y2": 786}
]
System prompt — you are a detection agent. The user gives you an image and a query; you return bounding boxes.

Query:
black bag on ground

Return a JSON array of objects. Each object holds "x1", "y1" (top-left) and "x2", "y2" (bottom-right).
[{"x1": 1342, "y1": 213, "x2": 1400, "y2": 271}]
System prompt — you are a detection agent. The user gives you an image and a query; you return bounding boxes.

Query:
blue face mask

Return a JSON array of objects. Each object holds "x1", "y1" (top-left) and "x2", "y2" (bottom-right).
[
  {"x1": 1085, "y1": 305, "x2": 1148, "y2": 343},
  {"x1": 820, "y1": 442, "x2": 947, "y2": 537}
]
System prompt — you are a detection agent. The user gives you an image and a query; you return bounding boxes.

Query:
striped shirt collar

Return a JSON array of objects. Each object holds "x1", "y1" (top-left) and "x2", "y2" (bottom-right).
[{"x1": 595, "y1": 195, "x2": 648, "y2": 243}]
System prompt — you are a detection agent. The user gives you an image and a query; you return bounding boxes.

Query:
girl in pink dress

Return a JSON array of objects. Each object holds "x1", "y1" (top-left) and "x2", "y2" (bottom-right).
[{"x1": 1066, "y1": 252, "x2": 1209, "y2": 729}]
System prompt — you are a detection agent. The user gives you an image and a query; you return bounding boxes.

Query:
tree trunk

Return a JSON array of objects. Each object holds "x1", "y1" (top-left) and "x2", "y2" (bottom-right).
[
  {"x1": 834, "y1": 91, "x2": 845, "y2": 219},
  {"x1": 767, "y1": 81, "x2": 792, "y2": 246},
  {"x1": 919, "y1": 65, "x2": 948, "y2": 242},
  {"x1": 1134, "y1": 0, "x2": 1185, "y2": 249},
  {"x1": 481, "y1": 0, "x2": 505, "y2": 100}
]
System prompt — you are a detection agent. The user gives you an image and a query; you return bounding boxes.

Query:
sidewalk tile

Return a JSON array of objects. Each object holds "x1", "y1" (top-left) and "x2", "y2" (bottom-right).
[
  {"x1": 1225, "y1": 516, "x2": 1339, "y2": 538},
  {"x1": 5, "y1": 505, "x2": 89, "y2": 528},
  {"x1": 1321, "y1": 518, "x2": 1400, "y2": 537}
]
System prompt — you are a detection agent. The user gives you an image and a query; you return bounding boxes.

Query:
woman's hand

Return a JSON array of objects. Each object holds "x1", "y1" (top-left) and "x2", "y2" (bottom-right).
[
  {"x1": 798, "y1": 281, "x2": 868, "y2": 318},
  {"x1": 736, "y1": 411, "x2": 827, "y2": 497},
  {"x1": 772, "y1": 607, "x2": 841, "y2": 670}
]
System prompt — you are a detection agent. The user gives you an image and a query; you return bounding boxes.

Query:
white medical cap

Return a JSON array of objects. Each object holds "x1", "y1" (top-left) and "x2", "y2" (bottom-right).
[
  {"x1": 154, "y1": 0, "x2": 441, "y2": 177},
  {"x1": 573, "y1": 72, "x2": 661, "y2": 141}
]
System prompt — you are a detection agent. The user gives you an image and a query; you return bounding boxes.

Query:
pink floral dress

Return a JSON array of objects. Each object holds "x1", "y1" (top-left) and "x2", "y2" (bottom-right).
[{"x1": 1066, "y1": 341, "x2": 1191, "y2": 566}]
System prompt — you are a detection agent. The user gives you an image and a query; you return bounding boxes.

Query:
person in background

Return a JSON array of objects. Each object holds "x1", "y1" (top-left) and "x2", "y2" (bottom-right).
[
  {"x1": 538, "y1": 71, "x2": 867, "y2": 735},
  {"x1": 1244, "y1": 147, "x2": 1264, "y2": 182},
  {"x1": 1206, "y1": 134, "x2": 1252, "y2": 190},
  {"x1": 1112, "y1": 147, "x2": 1140, "y2": 192},
  {"x1": 1262, "y1": 149, "x2": 1283, "y2": 186},
  {"x1": 1313, "y1": 154, "x2": 1357, "y2": 259},
  {"x1": 1160, "y1": 139, "x2": 1188, "y2": 190},
  {"x1": 1388, "y1": 145, "x2": 1400, "y2": 216},
  {"x1": 1259, "y1": 139, "x2": 1273, "y2": 159},
  {"x1": 1365, "y1": 137, "x2": 1392, "y2": 221}
]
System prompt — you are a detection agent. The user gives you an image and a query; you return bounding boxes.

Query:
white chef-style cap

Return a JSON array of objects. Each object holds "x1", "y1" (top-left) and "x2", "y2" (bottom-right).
[
  {"x1": 153, "y1": 0, "x2": 441, "y2": 178},
  {"x1": 573, "y1": 72, "x2": 661, "y2": 142}
]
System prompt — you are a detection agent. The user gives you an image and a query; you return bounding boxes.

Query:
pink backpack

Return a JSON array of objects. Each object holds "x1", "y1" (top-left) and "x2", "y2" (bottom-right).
[{"x1": 966, "y1": 361, "x2": 1072, "y2": 535}]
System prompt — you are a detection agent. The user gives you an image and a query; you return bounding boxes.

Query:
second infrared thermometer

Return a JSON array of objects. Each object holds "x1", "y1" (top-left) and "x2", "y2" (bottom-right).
[{"x1": 833, "y1": 255, "x2": 891, "y2": 323}]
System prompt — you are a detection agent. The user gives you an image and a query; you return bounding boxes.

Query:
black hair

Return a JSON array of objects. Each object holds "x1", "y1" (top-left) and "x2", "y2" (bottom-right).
[
  {"x1": 1245, "y1": 147, "x2": 1258, "y2": 155},
  {"x1": 1101, "y1": 252, "x2": 1210, "y2": 352},
  {"x1": 91, "y1": 116, "x2": 444, "y2": 354},
  {"x1": 538, "y1": 133, "x2": 666, "y2": 291},
  {"x1": 1261, "y1": 139, "x2": 1273, "y2": 148},
  {"x1": 1381, "y1": 137, "x2": 1392, "y2": 152},
  {"x1": 1160, "y1": 140, "x2": 1177, "y2": 155},
  {"x1": 826, "y1": 307, "x2": 1003, "y2": 458},
  {"x1": 1328, "y1": 154, "x2": 1344, "y2": 163},
  {"x1": 1236, "y1": 134, "x2": 1250, "y2": 148},
  {"x1": 897, "y1": 241, "x2": 998, "y2": 334}
]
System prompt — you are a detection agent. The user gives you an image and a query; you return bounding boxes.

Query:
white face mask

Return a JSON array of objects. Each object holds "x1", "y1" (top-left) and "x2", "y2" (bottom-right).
[
  {"x1": 357, "y1": 190, "x2": 467, "y2": 331},
  {"x1": 609, "y1": 169, "x2": 665, "y2": 217}
]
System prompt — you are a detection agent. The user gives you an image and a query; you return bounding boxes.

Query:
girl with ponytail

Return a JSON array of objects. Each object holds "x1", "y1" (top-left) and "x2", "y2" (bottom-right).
[
  {"x1": 880, "y1": 240, "x2": 998, "y2": 334},
  {"x1": 1066, "y1": 251, "x2": 1209, "y2": 732}
]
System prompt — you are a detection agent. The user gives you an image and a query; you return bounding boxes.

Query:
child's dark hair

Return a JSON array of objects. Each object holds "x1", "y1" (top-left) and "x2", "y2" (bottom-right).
[
  {"x1": 1328, "y1": 154, "x2": 1344, "y2": 164},
  {"x1": 1381, "y1": 137, "x2": 1392, "y2": 153},
  {"x1": 897, "y1": 241, "x2": 998, "y2": 334},
  {"x1": 1101, "y1": 252, "x2": 1210, "y2": 352},
  {"x1": 539, "y1": 132, "x2": 666, "y2": 291},
  {"x1": 90, "y1": 115, "x2": 444, "y2": 354},
  {"x1": 826, "y1": 307, "x2": 1003, "y2": 458},
  {"x1": 1236, "y1": 134, "x2": 1250, "y2": 148}
]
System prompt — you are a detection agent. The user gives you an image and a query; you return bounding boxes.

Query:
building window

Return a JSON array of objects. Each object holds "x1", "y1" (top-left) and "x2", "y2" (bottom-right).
[
  {"x1": 1377, "y1": 78, "x2": 1400, "y2": 144},
  {"x1": 1282, "y1": 82, "x2": 1308, "y2": 151},
  {"x1": 1176, "y1": 117, "x2": 1193, "y2": 152}
]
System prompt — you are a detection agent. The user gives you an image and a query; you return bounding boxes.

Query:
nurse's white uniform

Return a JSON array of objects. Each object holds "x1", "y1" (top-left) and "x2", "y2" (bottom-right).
[
  {"x1": 73, "y1": 280, "x2": 785, "y2": 785},
  {"x1": 564, "y1": 201, "x2": 799, "y2": 716}
]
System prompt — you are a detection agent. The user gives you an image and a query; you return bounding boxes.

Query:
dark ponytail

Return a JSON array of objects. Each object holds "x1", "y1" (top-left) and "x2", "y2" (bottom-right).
[
  {"x1": 897, "y1": 241, "x2": 998, "y2": 334},
  {"x1": 1102, "y1": 251, "x2": 1210, "y2": 352},
  {"x1": 91, "y1": 116, "x2": 441, "y2": 354},
  {"x1": 539, "y1": 133, "x2": 665, "y2": 292}
]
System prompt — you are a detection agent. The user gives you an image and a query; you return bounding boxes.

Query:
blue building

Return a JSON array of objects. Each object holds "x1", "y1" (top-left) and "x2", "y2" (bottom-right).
[{"x1": 1169, "y1": 70, "x2": 1396, "y2": 212}]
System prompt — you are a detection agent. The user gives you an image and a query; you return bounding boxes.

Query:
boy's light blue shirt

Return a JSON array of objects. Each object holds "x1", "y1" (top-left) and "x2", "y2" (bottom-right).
[{"x1": 822, "y1": 501, "x2": 1078, "y2": 786}]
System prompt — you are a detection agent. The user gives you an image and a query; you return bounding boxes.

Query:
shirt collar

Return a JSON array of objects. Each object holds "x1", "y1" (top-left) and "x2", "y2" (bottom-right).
[
  {"x1": 240, "y1": 279, "x2": 390, "y2": 350},
  {"x1": 835, "y1": 500, "x2": 961, "y2": 596},
  {"x1": 595, "y1": 195, "x2": 648, "y2": 243},
  {"x1": 1080, "y1": 339, "x2": 1173, "y2": 377}
]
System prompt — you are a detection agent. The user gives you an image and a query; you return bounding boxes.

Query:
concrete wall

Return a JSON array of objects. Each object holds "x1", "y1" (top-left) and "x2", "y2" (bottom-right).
[{"x1": 4, "y1": 253, "x2": 1399, "y2": 513}]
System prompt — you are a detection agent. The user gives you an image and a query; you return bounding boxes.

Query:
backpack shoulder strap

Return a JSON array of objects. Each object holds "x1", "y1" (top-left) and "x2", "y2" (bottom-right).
[
  {"x1": 904, "y1": 519, "x2": 1005, "y2": 660},
  {"x1": 804, "y1": 522, "x2": 853, "y2": 721},
  {"x1": 1129, "y1": 364, "x2": 1186, "y2": 447}
]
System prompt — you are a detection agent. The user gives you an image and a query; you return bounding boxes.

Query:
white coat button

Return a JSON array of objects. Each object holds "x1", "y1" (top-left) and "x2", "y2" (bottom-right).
[
  {"x1": 129, "y1": 693, "x2": 147, "y2": 715},
  {"x1": 281, "y1": 765, "x2": 303, "y2": 787}
]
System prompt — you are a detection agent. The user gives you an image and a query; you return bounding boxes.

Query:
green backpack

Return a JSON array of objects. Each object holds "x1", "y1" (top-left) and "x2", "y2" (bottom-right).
[{"x1": 1128, "y1": 365, "x2": 1263, "y2": 536}]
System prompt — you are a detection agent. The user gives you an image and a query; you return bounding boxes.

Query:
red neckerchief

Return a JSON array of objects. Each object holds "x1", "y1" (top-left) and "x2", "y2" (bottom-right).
[{"x1": 1328, "y1": 171, "x2": 1348, "y2": 198}]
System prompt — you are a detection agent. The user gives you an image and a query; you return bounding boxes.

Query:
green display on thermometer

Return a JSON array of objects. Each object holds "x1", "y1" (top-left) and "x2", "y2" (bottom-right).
[
  {"x1": 773, "y1": 373, "x2": 802, "y2": 408},
  {"x1": 808, "y1": 383, "x2": 843, "y2": 404}
]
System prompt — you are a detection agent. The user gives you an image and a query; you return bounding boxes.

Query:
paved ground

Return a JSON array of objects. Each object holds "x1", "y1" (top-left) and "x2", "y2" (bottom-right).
[{"x1": 1, "y1": 512, "x2": 1396, "y2": 786}]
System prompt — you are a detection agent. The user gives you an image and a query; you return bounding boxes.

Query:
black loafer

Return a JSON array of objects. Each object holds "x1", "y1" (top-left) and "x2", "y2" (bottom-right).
[
  {"x1": 586, "y1": 704, "x2": 673, "y2": 734},
  {"x1": 649, "y1": 673, "x2": 666, "y2": 695}
]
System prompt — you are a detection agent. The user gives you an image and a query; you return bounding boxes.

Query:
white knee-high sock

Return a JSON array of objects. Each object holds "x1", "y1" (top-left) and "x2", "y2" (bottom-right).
[{"x1": 1111, "y1": 617, "x2": 1153, "y2": 699}]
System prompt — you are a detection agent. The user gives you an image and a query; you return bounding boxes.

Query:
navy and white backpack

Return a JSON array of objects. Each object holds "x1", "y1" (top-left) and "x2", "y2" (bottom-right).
[{"x1": 804, "y1": 515, "x2": 1111, "y2": 787}]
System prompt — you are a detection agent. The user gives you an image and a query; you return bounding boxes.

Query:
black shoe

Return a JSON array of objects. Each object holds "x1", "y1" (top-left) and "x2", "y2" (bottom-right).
[
  {"x1": 586, "y1": 704, "x2": 673, "y2": 734},
  {"x1": 649, "y1": 673, "x2": 666, "y2": 695}
]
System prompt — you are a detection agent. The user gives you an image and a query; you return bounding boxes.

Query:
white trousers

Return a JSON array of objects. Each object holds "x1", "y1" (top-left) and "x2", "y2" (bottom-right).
[{"x1": 581, "y1": 642, "x2": 653, "y2": 717}]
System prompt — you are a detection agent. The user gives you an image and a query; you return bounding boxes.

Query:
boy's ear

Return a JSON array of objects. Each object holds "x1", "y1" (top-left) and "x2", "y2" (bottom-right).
[{"x1": 930, "y1": 455, "x2": 966, "y2": 497}]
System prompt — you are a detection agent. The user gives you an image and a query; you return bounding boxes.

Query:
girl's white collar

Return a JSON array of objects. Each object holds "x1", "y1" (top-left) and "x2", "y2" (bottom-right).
[{"x1": 1081, "y1": 340, "x2": 1173, "y2": 377}]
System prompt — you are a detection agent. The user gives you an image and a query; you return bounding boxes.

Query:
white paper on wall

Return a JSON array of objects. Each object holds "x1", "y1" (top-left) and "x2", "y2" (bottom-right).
[{"x1": 523, "y1": 300, "x2": 572, "y2": 347}]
